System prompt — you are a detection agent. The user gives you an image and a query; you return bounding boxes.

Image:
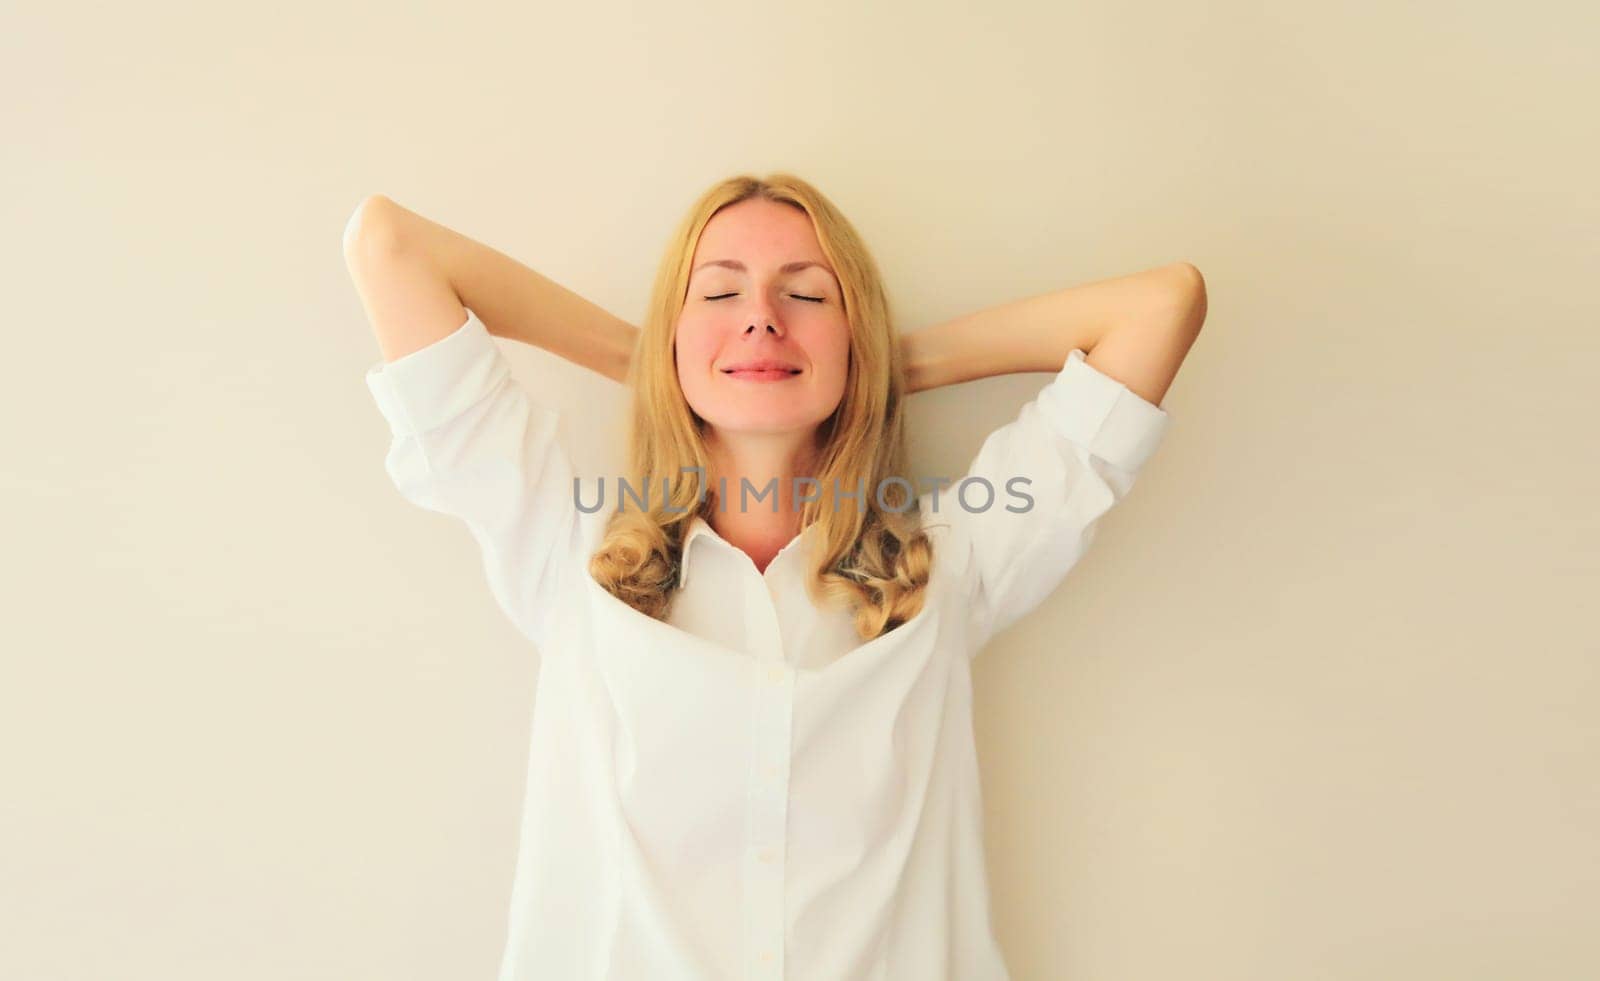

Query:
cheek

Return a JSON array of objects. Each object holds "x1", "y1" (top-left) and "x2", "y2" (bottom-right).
[
  {"x1": 674, "y1": 318, "x2": 718, "y2": 367},
  {"x1": 672, "y1": 320, "x2": 721, "y2": 407},
  {"x1": 820, "y1": 325, "x2": 852, "y2": 378}
]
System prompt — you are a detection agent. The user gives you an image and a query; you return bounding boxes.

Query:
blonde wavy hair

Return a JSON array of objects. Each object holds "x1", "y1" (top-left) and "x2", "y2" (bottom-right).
[{"x1": 587, "y1": 172, "x2": 934, "y2": 642}]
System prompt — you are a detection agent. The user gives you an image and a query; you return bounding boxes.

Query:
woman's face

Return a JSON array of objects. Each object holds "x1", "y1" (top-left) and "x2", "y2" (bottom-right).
[{"x1": 674, "y1": 198, "x2": 851, "y2": 440}]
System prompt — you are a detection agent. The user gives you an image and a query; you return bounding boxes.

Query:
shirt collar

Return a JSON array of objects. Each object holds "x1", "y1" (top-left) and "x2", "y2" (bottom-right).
[{"x1": 679, "y1": 514, "x2": 818, "y2": 590}]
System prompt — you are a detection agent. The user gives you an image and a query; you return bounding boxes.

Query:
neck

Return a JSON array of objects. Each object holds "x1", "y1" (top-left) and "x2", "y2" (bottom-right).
[{"x1": 703, "y1": 429, "x2": 819, "y2": 572}]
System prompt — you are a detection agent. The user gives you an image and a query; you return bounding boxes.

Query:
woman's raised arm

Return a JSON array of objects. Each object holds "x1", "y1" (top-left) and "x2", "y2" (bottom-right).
[
  {"x1": 343, "y1": 194, "x2": 639, "y2": 381},
  {"x1": 899, "y1": 261, "x2": 1205, "y2": 404}
]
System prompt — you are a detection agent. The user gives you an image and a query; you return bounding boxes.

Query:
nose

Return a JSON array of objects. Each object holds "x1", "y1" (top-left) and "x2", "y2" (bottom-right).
[{"x1": 738, "y1": 293, "x2": 785, "y2": 336}]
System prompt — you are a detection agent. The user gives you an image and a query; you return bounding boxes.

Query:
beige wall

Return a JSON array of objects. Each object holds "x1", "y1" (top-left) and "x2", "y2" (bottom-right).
[{"x1": 4, "y1": 0, "x2": 1595, "y2": 978}]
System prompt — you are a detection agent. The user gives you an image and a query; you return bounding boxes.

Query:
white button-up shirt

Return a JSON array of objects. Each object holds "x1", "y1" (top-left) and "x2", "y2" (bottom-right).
[{"x1": 364, "y1": 308, "x2": 1172, "y2": 981}]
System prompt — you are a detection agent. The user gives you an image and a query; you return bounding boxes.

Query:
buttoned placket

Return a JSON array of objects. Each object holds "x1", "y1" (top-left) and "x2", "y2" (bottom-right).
[
  {"x1": 680, "y1": 516, "x2": 809, "y2": 978},
  {"x1": 742, "y1": 554, "x2": 793, "y2": 979}
]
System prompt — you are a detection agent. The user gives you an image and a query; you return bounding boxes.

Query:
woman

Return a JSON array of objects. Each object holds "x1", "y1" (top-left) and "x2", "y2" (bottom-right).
[{"x1": 344, "y1": 174, "x2": 1204, "y2": 980}]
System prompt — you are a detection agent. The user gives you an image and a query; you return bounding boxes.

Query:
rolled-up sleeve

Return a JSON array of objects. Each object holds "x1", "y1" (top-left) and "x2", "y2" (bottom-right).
[
  {"x1": 932, "y1": 349, "x2": 1173, "y2": 653},
  {"x1": 365, "y1": 308, "x2": 578, "y2": 650}
]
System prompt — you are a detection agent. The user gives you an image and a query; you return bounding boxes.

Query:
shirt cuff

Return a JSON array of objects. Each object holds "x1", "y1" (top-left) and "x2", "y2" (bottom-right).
[
  {"x1": 1036, "y1": 349, "x2": 1173, "y2": 473},
  {"x1": 363, "y1": 308, "x2": 510, "y2": 439}
]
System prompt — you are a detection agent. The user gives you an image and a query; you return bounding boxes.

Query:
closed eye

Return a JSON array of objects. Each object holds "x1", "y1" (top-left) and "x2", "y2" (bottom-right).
[{"x1": 705, "y1": 293, "x2": 824, "y2": 303}]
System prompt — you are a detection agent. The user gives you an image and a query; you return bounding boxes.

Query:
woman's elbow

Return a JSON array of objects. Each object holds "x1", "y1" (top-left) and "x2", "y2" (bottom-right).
[
  {"x1": 342, "y1": 194, "x2": 406, "y2": 265},
  {"x1": 1164, "y1": 262, "x2": 1207, "y2": 335}
]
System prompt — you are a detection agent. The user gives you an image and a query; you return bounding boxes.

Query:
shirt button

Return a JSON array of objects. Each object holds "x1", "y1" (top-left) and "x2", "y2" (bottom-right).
[
  {"x1": 758, "y1": 846, "x2": 778, "y2": 864},
  {"x1": 767, "y1": 665, "x2": 786, "y2": 685},
  {"x1": 759, "y1": 949, "x2": 775, "y2": 964},
  {"x1": 765, "y1": 763, "x2": 781, "y2": 779}
]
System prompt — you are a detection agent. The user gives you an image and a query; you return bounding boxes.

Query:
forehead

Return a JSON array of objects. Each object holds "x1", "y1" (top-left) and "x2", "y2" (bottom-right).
[{"x1": 690, "y1": 199, "x2": 833, "y2": 276}]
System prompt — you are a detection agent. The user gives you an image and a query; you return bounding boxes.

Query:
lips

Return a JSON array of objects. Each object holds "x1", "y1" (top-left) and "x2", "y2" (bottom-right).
[
  {"x1": 724, "y1": 367, "x2": 801, "y2": 381},
  {"x1": 721, "y1": 360, "x2": 802, "y2": 374}
]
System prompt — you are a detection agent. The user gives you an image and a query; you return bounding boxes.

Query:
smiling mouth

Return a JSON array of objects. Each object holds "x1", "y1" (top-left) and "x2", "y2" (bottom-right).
[{"x1": 722, "y1": 368, "x2": 802, "y2": 380}]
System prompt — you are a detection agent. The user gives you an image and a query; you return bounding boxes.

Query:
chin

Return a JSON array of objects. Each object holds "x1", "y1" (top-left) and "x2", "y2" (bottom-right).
[{"x1": 703, "y1": 411, "x2": 825, "y2": 435}]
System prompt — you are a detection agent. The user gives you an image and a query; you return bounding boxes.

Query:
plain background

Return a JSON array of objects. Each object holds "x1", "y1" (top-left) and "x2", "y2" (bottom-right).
[{"x1": 4, "y1": 0, "x2": 1596, "y2": 978}]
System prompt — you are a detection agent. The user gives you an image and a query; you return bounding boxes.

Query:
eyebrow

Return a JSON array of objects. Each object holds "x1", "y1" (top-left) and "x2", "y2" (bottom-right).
[{"x1": 692, "y1": 259, "x2": 835, "y2": 278}]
